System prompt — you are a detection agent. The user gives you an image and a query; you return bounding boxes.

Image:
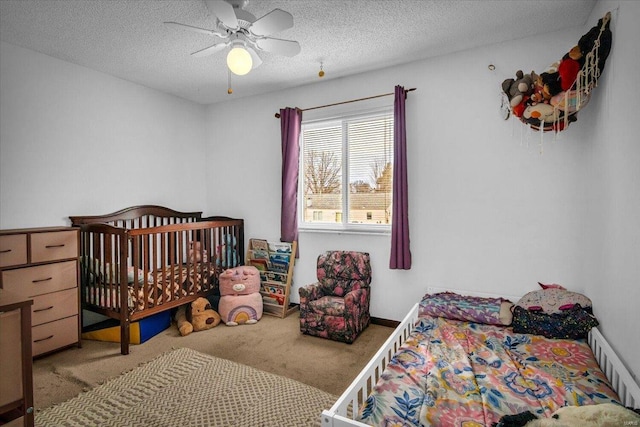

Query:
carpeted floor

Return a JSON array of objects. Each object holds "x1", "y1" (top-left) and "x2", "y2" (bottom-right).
[
  {"x1": 36, "y1": 347, "x2": 338, "y2": 427},
  {"x1": 33, "y1": 311, "x2": 394, "y2": 420}
]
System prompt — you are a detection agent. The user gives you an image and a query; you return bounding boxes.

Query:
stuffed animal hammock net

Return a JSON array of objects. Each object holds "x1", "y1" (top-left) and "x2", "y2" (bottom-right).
[{"x1": 502, "y1": 12, "x2": 612, "y2": 133}]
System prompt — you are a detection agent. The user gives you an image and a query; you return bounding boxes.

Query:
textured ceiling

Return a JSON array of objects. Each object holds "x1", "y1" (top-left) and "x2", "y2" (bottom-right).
[{"x1": 0, "y1": 0, "x2": 596, "y2": 105}]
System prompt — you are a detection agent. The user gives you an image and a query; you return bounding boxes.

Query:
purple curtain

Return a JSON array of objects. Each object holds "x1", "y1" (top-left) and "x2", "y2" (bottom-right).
[
  {"x1": 280, "y1": 107, "x2": 302, "y2": 255},
  {"x1": 390, "y1": 86, "x2": 412, "y2": 269}
]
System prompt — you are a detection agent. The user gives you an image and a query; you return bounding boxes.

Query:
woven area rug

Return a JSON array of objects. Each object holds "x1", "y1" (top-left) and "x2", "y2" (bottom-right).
[{"x1": 35, "y1": 347, "x2": 338, "y2": 427}]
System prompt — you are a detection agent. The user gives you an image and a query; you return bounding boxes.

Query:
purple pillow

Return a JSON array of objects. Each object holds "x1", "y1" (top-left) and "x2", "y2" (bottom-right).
[{"x1": 419, "y1": 292, "x2": 514, "y2": 325}]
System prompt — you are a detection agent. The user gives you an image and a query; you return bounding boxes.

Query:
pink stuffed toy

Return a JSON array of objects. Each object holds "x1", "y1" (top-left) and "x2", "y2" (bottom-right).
[
  {"x1": 218, "y1": 265, "x2": 262, "y2": 326},
  {"x1": 188, "y1": 241, "x2": 208, "y2": 263}
]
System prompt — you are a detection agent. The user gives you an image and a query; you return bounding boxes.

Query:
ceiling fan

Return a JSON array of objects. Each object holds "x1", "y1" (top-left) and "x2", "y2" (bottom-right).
[{"x1": 165, "y1": 0, "x2": 301, "y2": 76}]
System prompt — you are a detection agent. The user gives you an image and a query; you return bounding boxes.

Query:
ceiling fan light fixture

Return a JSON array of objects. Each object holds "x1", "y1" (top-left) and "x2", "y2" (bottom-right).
[{"x1": 227, "y1": 45, "x2": 253, "y2": 76}]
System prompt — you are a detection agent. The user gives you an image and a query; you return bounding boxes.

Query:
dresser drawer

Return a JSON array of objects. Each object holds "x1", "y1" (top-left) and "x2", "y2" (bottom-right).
[
  {"x1": 0, "y1": 234, "x2": 27, "y2": 268},
  {"x1": 32, "y1": 315, "x2": 78, "y2": 357},
  {"x1": 31, "y1": 230, "x2": 78, "y2": 263},
  {"x1": 31, "y1": 288, "x2": 78, "y2": 327},
  {"x1": 0, "y1": 309, "x2": 23, "y2": 407},
  {"x1": 2, "y1": 260, "x2": 77, "y2": 297}
]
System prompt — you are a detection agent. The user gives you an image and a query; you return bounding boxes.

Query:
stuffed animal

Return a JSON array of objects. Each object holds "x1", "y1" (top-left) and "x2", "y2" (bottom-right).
[
  {"x1": 538, "y1": 71, "x2": 563, "y2": 99},
  {"x1": 218, "y1": 265, "x2": 263, "y2": 326},
  {"x1": 502, "y1": 13, "x2": 612, "y2": 134},
  {"x1": 492, "y1": 403, "x2": 640, "y2": 426},
  {"x1": 188, "y1": 241, "x2": 208, "y2": 263},
  {"x1": 175, "y1": 297, "x2": 221, "y2": 336},
  {"x1": 511, "y1": 95, "x2": 530, "y2": 118},
  {"x1": 558, "y1": 50, "x2": 582, "y2": 92},
  {"x1": 502, "y1": 70, "x2": 535, "y2": 108},
  {"x1": 216, "y1": 234, "x2": 238, "y2": 268},
  {"x1": 521, "y1": 102, "x2": 562, "y2": 129},
  {"x1": 577, "y1": 12, "x2": 612, "y2": 74}
]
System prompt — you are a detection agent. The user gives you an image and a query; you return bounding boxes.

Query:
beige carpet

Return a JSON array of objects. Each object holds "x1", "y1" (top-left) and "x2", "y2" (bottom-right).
[
  {"x1": 36, "y1": 347, "x2": 338, "y2": 427},
  {"x1": 33, "y1": 312, "x2": 393, "y2": 411}
]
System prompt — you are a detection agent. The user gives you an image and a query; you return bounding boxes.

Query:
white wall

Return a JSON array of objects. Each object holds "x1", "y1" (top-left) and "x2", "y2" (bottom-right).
[
  {"x1": 581, "y1": 0, "x2": 640, "y2": 383},
  {"x1": 0, "y1": 41, "x2": 208, "y2": 228},
  {"x1": 205, "y1": 2, "x2": 639, "y2": 380},
  {"x1": 205, "y1": 26, "x2": 590, "y2": 314}
]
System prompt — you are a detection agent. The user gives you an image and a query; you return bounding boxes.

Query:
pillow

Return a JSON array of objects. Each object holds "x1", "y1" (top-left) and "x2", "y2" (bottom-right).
[
  {"x1": 419, "y1": 292, "x2": 514, "y2": 325},
  {"x1": 511, "y1": 305, "x2": 599, "y2": 339},
  {"x1": 516, "y1": 286, "x2": 592, "y2": 314}
]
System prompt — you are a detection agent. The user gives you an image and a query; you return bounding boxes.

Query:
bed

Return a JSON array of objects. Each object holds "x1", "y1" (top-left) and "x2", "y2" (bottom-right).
[
  {"x1": 322, "y1": 287, "x2": 640, "y2": 426},
  {"x1": 70, "y1": 205, "x2": 244, "y2": 355}
]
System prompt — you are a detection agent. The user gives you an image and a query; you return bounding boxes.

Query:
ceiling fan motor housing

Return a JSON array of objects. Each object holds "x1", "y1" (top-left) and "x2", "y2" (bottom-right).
[{"x1": 167, "y1": 0, "x2": 300, "y2": 79}]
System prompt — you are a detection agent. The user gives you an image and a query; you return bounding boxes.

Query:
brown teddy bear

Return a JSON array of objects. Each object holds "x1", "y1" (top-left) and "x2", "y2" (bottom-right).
[{"x1": 175, "y1": 297, "x2": 221, "y2": 336}]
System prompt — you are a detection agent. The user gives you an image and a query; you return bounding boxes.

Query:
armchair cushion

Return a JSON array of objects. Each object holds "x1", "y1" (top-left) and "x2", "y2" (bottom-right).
[{"x1": 308, "y1": 296, "x2": 345, "y2": 317}]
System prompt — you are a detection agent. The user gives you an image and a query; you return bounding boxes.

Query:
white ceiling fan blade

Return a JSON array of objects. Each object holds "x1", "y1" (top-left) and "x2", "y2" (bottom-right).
[
  {"x1": 191, "y1": 42, "x2": 229, "y2": 57},
  {"x1": 246, "y1": 46, "x2": 262, "y2": 69},
  {"x1": 256, "y1": 38, "x2": 301, "y2": 57},
  {"x1": 204, "y1": 0, "x2": 239, "y2": 30},
  {"x1": 250, "y1": 9, "x2": 293, "y2": 37},
  {"x1": 164, "y1": 21, "x2": 216, "y2": 36}
]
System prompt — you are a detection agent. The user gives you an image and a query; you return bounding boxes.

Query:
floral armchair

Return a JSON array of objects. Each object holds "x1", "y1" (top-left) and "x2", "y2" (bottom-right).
[{"x1": 299, "y1": 251, "x2": 371, "y2": 343}]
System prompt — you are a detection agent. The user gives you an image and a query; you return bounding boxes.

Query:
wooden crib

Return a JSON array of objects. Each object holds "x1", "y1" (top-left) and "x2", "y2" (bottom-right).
[{"x1": 70, "y1": 205, "x2": 244, "y2": 355}]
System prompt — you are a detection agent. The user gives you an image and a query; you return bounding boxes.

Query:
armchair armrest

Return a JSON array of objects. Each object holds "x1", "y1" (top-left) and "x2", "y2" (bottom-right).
[
  {"x1": 344, "y1": 287, "x2": 370, "y2": 309},
  {"x1": 298, "y1": 282, "x2": 324, "y2": 306}
]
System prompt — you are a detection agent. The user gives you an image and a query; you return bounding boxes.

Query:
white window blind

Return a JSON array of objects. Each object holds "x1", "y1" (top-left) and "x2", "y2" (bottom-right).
[{"x1": 299, "y1": 110, "x2": 393, "y2": 232}]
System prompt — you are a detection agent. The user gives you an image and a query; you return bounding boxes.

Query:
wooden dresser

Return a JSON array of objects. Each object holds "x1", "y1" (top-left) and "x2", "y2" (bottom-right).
[
  {"x1": 0, "y1": 290, "x2": 34, "y2": 426},
  {"x1": 0, "y1": 227, "x2": 81, "y2": 357}
]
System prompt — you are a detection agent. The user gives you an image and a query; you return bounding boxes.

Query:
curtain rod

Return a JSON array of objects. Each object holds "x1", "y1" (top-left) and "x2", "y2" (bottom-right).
[{"x1": 274, "y1": 87, "x2": 416, "y2": 118}]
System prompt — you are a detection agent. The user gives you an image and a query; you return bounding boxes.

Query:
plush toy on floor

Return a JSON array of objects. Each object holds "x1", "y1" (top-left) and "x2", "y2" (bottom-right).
[
  {"x1": 175, "y1": 297, "x2": 221, "y2": 336},
  {"x1": 493, "y1": 403, "x2": 640, "y2": 427},
  {"x1": 218, "y1": 265, "x2": 263, "y2": 326}
]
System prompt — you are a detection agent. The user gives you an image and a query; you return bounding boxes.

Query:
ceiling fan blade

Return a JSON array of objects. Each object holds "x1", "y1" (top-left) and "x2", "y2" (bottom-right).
[
  {"x1": 246, "y1": 46, "x2": 262, "y2": 69},
  {"x1": 256, "y1": 38, "x2": 301, "y2": 57},
  {"x1": 204, "y1": 0, "x2": 239, "y2": 30},
  {"x1": 191, "y1": 42, "x2": 229, "y2": 57},
  {"x1": 250, "y1": 9, "x2": 293, "y2": 37},
  {"x1": 164, "y1": 21, "x2": 216, "y2": 36}
]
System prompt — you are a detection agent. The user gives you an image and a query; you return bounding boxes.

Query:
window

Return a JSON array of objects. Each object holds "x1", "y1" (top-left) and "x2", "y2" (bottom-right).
[{"x1": 299, "y1": 109, "x2": 393, "y2": 232}]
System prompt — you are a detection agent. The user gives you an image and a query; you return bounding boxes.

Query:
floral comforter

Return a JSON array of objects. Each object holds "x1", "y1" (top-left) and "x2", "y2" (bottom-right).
[{"x1": 358, "y1": 316, "x2": 620, "y2": 426}]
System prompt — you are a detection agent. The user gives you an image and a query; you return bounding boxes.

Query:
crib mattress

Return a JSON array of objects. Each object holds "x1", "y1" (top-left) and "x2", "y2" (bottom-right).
[
  {"x1": 358, "y1": 316, "x2": 620, "y2": 426},
  {"x1": 85, "y1": 264, "x2": 218, "y2": 312}
]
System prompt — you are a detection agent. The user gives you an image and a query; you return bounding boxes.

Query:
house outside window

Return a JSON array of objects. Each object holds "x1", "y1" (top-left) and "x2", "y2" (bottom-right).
[{"x1": 299, "y1": 109, "x2": 393, "y2": 233}]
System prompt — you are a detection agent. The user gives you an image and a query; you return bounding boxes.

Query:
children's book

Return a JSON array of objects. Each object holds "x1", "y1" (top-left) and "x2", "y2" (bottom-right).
[{"x1": 249, "y1": 238, "x2": 269, "y2": 251}]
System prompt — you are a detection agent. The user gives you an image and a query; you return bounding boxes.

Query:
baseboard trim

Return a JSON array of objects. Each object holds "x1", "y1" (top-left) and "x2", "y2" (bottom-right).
[
  {"x1": 371, "y1": 317, "x2": 399, "y2": 328},
  {"x1": 291, "y1": 302, "x2": 398, "y2": 328}
]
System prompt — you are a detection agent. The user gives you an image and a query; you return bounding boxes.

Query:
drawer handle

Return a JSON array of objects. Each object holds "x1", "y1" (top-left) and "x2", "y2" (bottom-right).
[
  {"x1": 32, "y1": 277, "x2": 53, "y2": 283},
  {"x1": 46, "y1": 244, "x2": 65, "y2": 249},
  {"x1": 34, "y1": 335, "x2": 54, "y2": 343},
  {"x1": 34, "y1": 306, "x2": 54, "y2": 313},
  {"x1": 0, "y1": 249, "x2": 11, "y2": 253}
]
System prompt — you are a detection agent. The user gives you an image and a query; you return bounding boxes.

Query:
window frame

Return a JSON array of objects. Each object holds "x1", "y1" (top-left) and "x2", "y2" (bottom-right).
[{"x1": 298, "y1": 107, "x2": 394, "y2": 235}]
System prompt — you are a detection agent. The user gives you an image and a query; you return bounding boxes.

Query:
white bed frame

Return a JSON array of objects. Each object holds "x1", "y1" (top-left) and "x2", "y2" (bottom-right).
[{"x1": 321, "y1": 288, "x2": 640, "y2": 427}]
